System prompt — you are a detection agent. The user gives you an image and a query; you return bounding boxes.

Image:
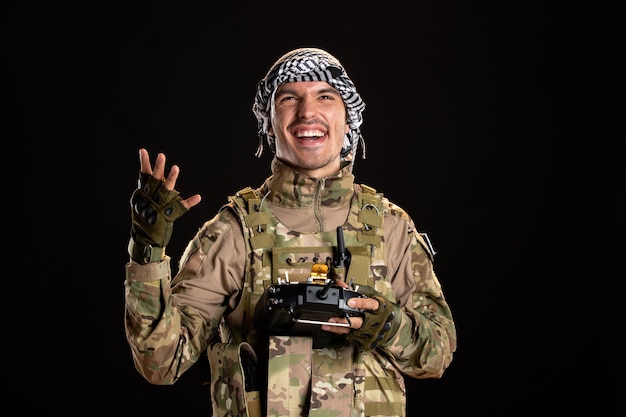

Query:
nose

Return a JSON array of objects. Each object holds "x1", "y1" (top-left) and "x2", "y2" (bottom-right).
[{"x1": 297, "y1": 97, "x2": 316, "y2": 119}]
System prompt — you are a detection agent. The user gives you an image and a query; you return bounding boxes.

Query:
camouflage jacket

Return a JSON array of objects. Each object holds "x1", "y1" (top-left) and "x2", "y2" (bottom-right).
[{"x1": 124, "y1": 157, "x2": 457, "y2": 417}]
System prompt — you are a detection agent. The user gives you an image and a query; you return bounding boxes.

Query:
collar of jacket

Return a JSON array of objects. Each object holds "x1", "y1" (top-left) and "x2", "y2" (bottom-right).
[{"x1": 262, "y1": 157, "x2": 356, "y2": 210}]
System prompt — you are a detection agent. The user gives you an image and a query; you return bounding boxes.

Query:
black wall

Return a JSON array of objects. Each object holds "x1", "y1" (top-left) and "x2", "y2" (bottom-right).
[{"x1": 7, "y1": 1, "x2": 622, "y2": 414}]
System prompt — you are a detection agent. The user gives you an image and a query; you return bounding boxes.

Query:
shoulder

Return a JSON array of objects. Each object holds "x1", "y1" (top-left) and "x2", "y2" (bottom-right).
[
  {"x1": 177, "y1": 205, "x2": 245, "y2": 272},
  {"x1": 192, "y1": 203, "x2": 245, "y2": 246},
  {"x1": 357, "y1": 183, "x2": 436, "y2": 261},
  {"x1": 354, "y1": 183, "x2": 412, "y2": 222}
]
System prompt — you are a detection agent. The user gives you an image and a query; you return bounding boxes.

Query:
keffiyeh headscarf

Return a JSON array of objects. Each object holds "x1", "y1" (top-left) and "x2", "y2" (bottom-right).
[{"x1": 252, "y1": 48, "x2": 366, "y2": 160}]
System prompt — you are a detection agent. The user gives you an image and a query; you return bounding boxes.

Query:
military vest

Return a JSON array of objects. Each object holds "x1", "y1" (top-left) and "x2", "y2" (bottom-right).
[{"x1": 207, "y1": 183, "x2": 408, "y2": 417}]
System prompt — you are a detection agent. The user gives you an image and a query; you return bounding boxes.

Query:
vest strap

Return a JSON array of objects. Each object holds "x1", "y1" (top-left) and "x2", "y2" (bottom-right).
[
  {"x1": 358, "y1": 207, "x2": 383, "y2": 228},
  {"x1": 346, "y1": 245, "x2": 373, "y2": 287},
  {"x1": 267, "y1": 336, "x2": 312, "y2": 417},
  {"x1": 309, "y1": 344, "x2": 354, "y2": 417},
  {"x1": 229, "y1": 189, "x2": 275, "y2": 250},
  {"x1": 357, "y1": 231, "x2": 381, "y2": 246},
  {"x1": 357, "y1": 186, "x2": 384, "y2": 247},
  {"x1": 364, "y1": 401, "x2": 404, "y2": 416},
  {"x1": 267, "y1": 336, "x2": 355, "y2": 417}
]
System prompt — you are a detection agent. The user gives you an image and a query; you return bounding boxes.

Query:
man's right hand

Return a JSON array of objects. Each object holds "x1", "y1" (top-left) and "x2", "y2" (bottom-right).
[{"x1": 128, "y1": 149, "x2": 202, "y2": 264}]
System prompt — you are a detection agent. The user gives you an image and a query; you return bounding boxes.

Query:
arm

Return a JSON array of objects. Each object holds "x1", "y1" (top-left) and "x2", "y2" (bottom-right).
[
  {"x1": 323, "y1": 212, "x2": 457, "y2": 379},
  {"x1": 124, "y1": 148, "x2": 221, "y2": 385},
  {"x1": 379, "y1": 214, "x2": 457, "y2": 379},
  {"x1": 124, "y1": 210, "x2": 246, "y2": 385},
  {"x1": 124, "y1": 257, "x2": 209, "y2": 385}
]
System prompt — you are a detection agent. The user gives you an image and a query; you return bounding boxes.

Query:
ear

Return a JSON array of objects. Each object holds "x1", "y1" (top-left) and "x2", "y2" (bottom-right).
[
  {"x1": 345, "y1": 123, "x2": 350, "y2": 134},
  {"x1": 268, "y1": 126, "x2": 275, "y2": 137}
]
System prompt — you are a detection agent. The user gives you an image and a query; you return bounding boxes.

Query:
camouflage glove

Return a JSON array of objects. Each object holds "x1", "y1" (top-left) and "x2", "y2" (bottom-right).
[
  {"x1": 346, "y1": 285, "x2": 402, "y2": 350},
  {"x1": 128, "y1": 172, "x2": 188, "y2": 264}
]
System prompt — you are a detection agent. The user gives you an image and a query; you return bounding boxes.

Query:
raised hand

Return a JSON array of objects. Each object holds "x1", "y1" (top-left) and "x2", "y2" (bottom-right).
[
  {"x1": 128, "y1": 149, "x2": 201, "y2": 263},
  {"x1": 138, "y1": 148, "x2": 202, "y2": 209}
]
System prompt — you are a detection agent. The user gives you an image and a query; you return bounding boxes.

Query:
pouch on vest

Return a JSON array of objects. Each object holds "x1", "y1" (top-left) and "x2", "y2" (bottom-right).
[{"x1": 207, "y1": 342, "x2": 262, "y2": 417}]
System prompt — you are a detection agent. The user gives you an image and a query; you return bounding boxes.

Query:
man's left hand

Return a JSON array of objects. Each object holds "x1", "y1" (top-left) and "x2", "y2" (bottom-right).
[{"x1": 322, "y1": 284, "x2": 402, "y2": 350}]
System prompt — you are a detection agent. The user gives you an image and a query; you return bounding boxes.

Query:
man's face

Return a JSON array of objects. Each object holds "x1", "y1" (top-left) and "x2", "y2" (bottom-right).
[{"x1": 269, "y1": 81, "x2": 350, "y2": 178}]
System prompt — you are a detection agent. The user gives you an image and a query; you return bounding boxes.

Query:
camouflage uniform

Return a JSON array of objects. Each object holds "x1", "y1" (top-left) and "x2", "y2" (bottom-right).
[{"x1": 125, "y1": 157, "x2": 457, "y2": 416}]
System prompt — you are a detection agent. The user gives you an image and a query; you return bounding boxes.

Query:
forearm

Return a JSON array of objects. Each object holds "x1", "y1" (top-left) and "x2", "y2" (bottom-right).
[
  {"x1": 381, "y1": 223, "x2": 457, "y2": 378},
  {"x1": 124, "y1": 258, "x2": 210, "y2": 385},
  {"x1": 382, "y1": 298, "x2": 456, "y2": 379}
]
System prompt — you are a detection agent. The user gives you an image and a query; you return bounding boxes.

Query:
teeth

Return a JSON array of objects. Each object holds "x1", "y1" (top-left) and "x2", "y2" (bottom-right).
[{"x1": 295, "y1": 130, "x2": 324, "y2": 138}]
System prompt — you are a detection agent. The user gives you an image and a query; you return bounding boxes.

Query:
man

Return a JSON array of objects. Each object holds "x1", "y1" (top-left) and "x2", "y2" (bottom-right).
[{"x1": 125, "y1": 47, "x2": 457, "y2": 417}]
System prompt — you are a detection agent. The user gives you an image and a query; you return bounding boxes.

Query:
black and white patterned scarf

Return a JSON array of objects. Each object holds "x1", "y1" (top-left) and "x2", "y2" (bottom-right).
[{"x1": 252, "y1": 48, "x2": 366, "y2": 160}]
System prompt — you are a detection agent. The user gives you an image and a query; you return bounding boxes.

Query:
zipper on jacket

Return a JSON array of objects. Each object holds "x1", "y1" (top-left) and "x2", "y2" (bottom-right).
[{"x1": 313, "y1": 178, "x2": 325, "y2": 231}]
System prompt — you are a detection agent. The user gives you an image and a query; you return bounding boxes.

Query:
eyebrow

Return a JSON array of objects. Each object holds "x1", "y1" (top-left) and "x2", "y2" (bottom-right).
[{"x1": 275, "y1": 86, "x2": 340, "y2": 98}]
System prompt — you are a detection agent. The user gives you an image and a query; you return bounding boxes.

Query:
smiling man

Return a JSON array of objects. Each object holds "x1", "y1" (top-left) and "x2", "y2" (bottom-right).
[
  {"x1": 124, "y1": 47, "x2": 457, "y2": 417},
  {"x1": 269, "y1": 81, "x2": 350, "y2": 177}
]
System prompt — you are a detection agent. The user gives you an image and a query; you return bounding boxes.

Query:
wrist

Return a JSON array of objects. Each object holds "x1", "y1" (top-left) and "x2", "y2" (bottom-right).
[{"x1": 128, "y1": 238, "x2": 165, "y2": 264}]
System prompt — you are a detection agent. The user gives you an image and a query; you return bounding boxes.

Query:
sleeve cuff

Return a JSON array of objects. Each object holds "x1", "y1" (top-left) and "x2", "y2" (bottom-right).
[
  {"x1": 125, "y1": 255, "x2": 171, "y2": 282},
  {"x1": 128, "y1": 238, "x2": 165, "y2": 264}
]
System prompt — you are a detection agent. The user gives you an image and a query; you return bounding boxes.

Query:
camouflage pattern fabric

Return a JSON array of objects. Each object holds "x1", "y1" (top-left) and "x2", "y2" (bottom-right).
[
  {"x1": 265, "y1": 336, "x2": 357, "y2": 417},
  {"x1": 222, "y1": 159, "x2": 455, "y2": 416},
  {"x1": 208, "y1": 342, "x2": 261, "y2": 417},
  {"x1": 124, "y1": 158, "x2": 457, "y2": 417}
]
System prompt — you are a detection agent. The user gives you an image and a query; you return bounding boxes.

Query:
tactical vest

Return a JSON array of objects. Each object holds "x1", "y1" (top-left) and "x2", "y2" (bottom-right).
[{"x1": 207, "y1": 183, "x2": 408, "y2": 417}]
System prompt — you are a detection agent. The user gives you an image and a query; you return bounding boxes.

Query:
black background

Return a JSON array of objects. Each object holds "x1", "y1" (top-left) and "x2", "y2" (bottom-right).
[{"x1": 7, "y1": 1, "x2": 623, "y2": 414}]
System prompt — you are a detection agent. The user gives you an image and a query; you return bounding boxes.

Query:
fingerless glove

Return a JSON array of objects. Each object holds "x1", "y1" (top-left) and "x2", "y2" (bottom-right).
[
  {"x1": 346, "y1": 285, "x2": 402, "y2": 350},
  {"x1": 128, "y1": 173, "x2": 188, "y2": 264}
]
